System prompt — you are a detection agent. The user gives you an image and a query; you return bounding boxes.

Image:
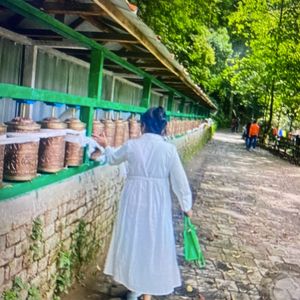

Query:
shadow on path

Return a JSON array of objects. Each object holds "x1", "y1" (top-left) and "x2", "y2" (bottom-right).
[
  {"x1": 172, "y1": 131, "x2": 300, "y2": 300},
  {"x1": 63, "y1": 131, "x2": 300, "y2": 300}
]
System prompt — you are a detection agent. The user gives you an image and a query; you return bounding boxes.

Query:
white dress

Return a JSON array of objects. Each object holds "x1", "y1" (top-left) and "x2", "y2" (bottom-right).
[{"x1": 104, "y1": 133, "x2": 192, "y2": 295}]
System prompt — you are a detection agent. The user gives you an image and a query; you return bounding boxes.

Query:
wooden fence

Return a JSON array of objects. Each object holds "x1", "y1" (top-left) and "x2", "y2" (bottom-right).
[{"x1": 262, "y1": 136, "x2": 300, "y2": 165}]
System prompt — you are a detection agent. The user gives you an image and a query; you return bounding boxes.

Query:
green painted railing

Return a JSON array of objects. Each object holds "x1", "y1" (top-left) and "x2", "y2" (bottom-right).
[
  {"x1": 0, "y1": 0, "x2": 209, "y2": 201},
  {"x1": 0, "y1": 84, "x2": 203, "y2": 119}
]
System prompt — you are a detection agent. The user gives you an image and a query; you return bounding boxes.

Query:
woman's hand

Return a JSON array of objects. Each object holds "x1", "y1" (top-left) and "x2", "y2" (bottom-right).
[
  {"x1": 90, "y1": 149, "x2": 101, "y2": 161},
  {"x1": 93, "y1": 132, "x2": 108, "y2": 148},
  {"x1": 184, "y1": 209, "x2": 193, "y2": 218}
]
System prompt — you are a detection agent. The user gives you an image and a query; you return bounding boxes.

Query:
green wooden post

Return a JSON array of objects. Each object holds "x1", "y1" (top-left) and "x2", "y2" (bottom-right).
[
  {"x1": 192, "y1": 104, "x2": 197, "y2": 117},
  {"x1": 80, "y1": 49, "x2": 104, "y2": 162},
  {"x1": 80, "y1": 49, "x2": 104, "y2": 136},
  {"x1": 88, "y1": 49, "x2": 104, "y2": 100},
  {"x1": 140, "y1": 78, "x2": 152, "y2": 108},
  {"x1": 167, "y1": 92, "x2": 174, "y2": 112},
  {"x1": 179, "y1": 98, "x2": 186, "y2": 114}
]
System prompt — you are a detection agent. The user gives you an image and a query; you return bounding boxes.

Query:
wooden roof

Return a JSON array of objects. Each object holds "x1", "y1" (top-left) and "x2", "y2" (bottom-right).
[{"x1": 0, "y1": 0, "x2": 216, "y2": 110}]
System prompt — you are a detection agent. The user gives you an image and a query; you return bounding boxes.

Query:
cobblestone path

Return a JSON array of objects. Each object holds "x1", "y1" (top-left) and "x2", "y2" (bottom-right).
[
  {"x1": 170, "y1": 132, "x2": 300, "y2": 300},
  {"x1": 64, "y1": 132, "x2": 300, "y2": 300}
]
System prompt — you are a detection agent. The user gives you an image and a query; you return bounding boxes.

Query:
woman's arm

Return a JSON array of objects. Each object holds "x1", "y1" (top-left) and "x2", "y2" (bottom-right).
[
  {"x1": 105, "y1": 143, "x2": 128, "y2": 165},
  {"x1": 93, "y1": 132, "x2": 129, "y2": 165},
  {"x1": 169, "y1": 146, "x2": 193, "y2": 215}
]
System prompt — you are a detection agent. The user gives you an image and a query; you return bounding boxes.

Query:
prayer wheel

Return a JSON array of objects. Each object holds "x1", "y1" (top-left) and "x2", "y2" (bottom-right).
[
  {"x1": 123, "y1": 121, "x2": 129, "y2": 143},
  {"x1": 114, "y1": 120, "x2": 125, "y2": 147},
  {"x1": 38, "y1": 118, "x2": 67, "y2": 173},
  {"x1": 129, "y1": 119, "x2": 141, "y2": 139},
  {"x1": 4, "y1": 117, "x2": 40, "y2": 181},
  {"x1": 65, "y1": 118, "x2": 86, "y2": 167},
  {"x1": 104, "y1": 119, "x2": 116, "y2": 147},
  {"x1": 0, "y1": 124, "x2": 7, "y2": 185},
  {"x1": 92, "y1": 119, "x2": 104, "y2": 136}
]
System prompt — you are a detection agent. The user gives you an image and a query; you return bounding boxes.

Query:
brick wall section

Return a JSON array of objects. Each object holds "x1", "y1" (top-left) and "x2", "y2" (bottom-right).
[{"x1": 0, "y1": 127, "x2": 211, "y2": 299}]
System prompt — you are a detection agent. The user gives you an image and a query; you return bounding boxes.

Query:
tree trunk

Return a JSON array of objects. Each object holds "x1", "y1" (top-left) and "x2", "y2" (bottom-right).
[{"x1": 266, "y1": 80, "x2": 275, "y2": 134}]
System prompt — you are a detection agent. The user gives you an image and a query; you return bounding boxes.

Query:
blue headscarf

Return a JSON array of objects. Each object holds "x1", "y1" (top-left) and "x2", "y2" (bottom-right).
[{"x1": 141, "y1": 107, "x2": 167, "y2": 135}]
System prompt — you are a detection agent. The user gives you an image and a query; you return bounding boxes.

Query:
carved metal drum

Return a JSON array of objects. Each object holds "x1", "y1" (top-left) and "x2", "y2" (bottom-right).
[
  {"x1": 92, "y1": 120, "x2": 104, "y2": 136},
  {"x1": 123, "y1": 120, "x2": 129, "y2": 143},
  {"x1": 4, "y1": 118, "x2": 40, "y2": 181},
  {"x1": 129, "y1": 119, "x2": 141, "y2": 139},
  {"x1": 38, "y1": 118, "x2": 67, "y2": 173},
  {"x1": 65, "y1": 118, "x2": 86, "y2": 167},
  {"x1": 104, "y1": 119, "x2": 116, "y2": 147},
  {"x1": 114, "y1": 120, "x2": 125, "y2": 147}
]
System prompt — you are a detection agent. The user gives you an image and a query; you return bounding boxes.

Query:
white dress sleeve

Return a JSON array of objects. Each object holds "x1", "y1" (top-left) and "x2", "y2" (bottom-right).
[
  {"x1": 105, "y1": 142, "x2": 129, "y2": 165},
  {"x1": 169, "y1": 146, "x2": 192, "y2": 212}
]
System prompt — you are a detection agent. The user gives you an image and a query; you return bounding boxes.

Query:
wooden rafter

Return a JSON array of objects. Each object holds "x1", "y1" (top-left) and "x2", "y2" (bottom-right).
[
  {"x1": 113, "y1": 50, "x2": 154, "y2": 59},
  {"x1": 15, "y1": 29, "x2": 138, "y2": 43},
  {"x1": 3, "y1": 0, "x2": 46, "y2": 29},
  {"x1": 68, "y1": 17, "x2": 84, "y2": 29},
  {"x1": 41, "y1": 2, "x2": 104, "y2": 16}
]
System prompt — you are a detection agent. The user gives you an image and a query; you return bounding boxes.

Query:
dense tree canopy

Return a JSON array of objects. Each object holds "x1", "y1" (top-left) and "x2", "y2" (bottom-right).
[{"x1": 133, "y1": 0, "x2": 300, "y2": 132}]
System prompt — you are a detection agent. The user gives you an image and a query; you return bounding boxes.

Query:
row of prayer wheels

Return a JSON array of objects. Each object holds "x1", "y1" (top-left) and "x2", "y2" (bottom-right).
[
  {"x1": 0, "y1": 117, "x2": 86, "y2": 183},
  {"x1": 0, "y1": 116, "x2": 142, "y2": 184},
  {"x1": 166, "y1": 119, "x2": 200, "y2": 136},
  {"x1": 0, "y1": 116, "x2": 199, "y2": 185},
  {"x1": 93, "y1": 118, "x2": 141, "y2": 147}
]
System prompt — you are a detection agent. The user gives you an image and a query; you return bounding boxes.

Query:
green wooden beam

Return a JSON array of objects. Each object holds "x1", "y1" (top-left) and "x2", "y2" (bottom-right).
[
  {"x1": 0, "y1": 83, "x2": 200, "y2": 119},
  {"x1": 0, "y1": 83, "x2": 94, "y2": 107},
  {"x1": 0, "y1": 161, "x2": 99, "y2": 201},
  {"x1": 0, "y1": 83, "x2": 146, "y2": 114},
  {"x1": 0, "y1": 0, "x2": 210, "y2": 110},
  {"x1": 140, "y1": 78, "x2": 152, "y2": 108}
]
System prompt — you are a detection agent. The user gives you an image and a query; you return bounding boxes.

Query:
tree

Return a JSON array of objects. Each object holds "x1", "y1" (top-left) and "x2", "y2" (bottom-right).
[{"x1": 228, "y1": 0, "x2": 300, "y2": 133}]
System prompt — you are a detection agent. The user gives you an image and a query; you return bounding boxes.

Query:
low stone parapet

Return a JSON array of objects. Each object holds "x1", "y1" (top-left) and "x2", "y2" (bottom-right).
[{"x1": 0, "y1": 126, "x2": 212, "y2": 299}]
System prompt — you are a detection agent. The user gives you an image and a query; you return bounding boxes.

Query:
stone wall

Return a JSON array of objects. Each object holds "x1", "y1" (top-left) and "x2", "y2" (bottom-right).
[{"x1": 0, "y1": 127, "x2": 211, "y2": 300}]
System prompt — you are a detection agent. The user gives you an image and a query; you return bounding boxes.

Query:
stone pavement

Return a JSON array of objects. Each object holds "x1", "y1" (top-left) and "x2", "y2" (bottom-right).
[
  {"x1": 169, "y1": 132, "x2": 300, "y2": 300},
  {"x1": 63, "y1": 132, "x2": 300, "y2": 300}
]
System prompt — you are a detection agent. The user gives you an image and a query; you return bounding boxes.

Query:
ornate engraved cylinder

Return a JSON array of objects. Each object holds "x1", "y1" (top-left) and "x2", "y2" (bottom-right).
[
  {"x1": 104, "y1": 119, "x2": 116, "y2": 147},
  {"x1": 65, "y1": 118, "x2": 86, "y2": 167},
  {"x1": 38, "y1": 118, "x2": 67, "y2": 173},
  {"x1": 114, "y1": 120, "x2": 125, "y2": 147},
  {"x1": 92, "y1": 119, "x2": 105, "y2": 136},
  {"x1": 129, "y1": 119, "x2": 141, "y2": 139},
  {"x1": 4, "y1": 118, "x2": 40, "y2": 181},
  {"x1": 123, "y1": 120, "x2": 129, "y2": 143}
]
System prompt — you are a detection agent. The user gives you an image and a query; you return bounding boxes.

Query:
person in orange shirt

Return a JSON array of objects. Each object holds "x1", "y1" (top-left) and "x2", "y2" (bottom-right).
[{"x1": 247, "y1": 120, "x2": 260, "y2": 150}]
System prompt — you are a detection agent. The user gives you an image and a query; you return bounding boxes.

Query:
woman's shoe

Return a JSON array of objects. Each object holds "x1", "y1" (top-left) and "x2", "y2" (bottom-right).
[{"x1": 127, "y1": 291, "x2": 141, "y2": 300}]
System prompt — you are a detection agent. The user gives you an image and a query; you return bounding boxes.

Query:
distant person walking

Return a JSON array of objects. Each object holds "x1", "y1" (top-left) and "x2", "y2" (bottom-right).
[
  {"x1": 247, "y1": 120, "x2": 260, "y2": 151},
  {"x1": 243, "y1": 122, "x2": 251, "y2": 149}
]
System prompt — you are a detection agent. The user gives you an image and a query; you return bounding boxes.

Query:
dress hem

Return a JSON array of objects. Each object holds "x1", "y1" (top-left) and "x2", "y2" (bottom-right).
[{"x1": 104, "y1": 271, "x2": 181, "y2": 296}]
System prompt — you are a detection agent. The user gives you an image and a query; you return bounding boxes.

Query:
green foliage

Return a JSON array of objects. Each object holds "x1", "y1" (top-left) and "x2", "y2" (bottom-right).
[
  {"x1": 55, "y1": 250, "x2": 73, "y2": 295},
  {"x1": 227, "y1": 0, "x2": 300, "y2": 131},
  {"x1": 2, "y1": 276, "x2": 42, "y2": 300},
  {"x1": 181, "y1": 127, "x2": 213, "y2": 164},
  {"x1": 136, "y1": 0, "x2": 299, "y2": 132},
  {"x1": 30, "y1": 217, "x2": 43, "y2": 261},
  {"x1": 137, "y1": 0, "x2": 233, "y2": 88},
  {"x1": 71, "y1": 220, "x2": 89, "y2": 267},
  {"x1": 53, "y1": 220, "x2": 102, "y2": 298},
  {"x1": 31, "y1": 218, "x2": 43, "y2": 241},
  {"x1": 2, "y1": 277, "x2": 28, "y2": 300},
  {"x1": 27, "y1": 285, "x2": 41, "y2": 300}
]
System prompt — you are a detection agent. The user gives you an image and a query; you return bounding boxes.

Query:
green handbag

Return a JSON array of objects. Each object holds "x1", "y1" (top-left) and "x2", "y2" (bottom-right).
[{"x1": 183, "y1": 216, "x2": 206, "y2": 268}]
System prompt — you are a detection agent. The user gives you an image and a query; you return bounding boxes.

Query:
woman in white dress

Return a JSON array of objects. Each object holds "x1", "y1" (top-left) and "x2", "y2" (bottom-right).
[{"x1": 93, "y1": 107, "x2": 193, "y2": 300}]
